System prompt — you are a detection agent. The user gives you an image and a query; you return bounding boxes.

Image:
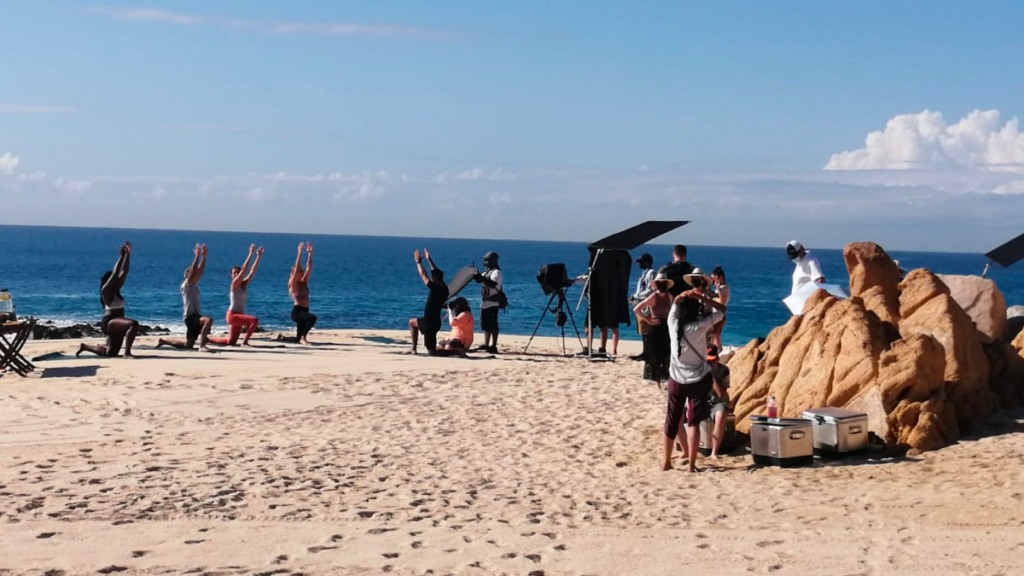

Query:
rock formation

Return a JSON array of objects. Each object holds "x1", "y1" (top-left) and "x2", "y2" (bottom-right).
[
  {"x1": 726, "y1": 242, "x2": 1024, "y2": 453},
  {"x1": 29, "y1": 319, "x2": 171, "y2": 340}
]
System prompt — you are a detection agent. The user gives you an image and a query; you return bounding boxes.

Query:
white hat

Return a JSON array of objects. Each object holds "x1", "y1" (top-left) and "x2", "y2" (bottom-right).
[
  {"x1": 786, "y1": 240, "x2": 804, "y2": 260},
  {"x1": 683, "y1": 267, "x2": 712, "y2": 287},
  {"x1": 787, "y1": 240, "x2": 803, "y2": 251}
]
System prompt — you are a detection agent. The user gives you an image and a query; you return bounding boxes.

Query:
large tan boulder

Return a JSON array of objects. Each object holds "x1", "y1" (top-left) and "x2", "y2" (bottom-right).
[
  {"x1": 937, "y1": 274, "x2": 1008, "y2": 343},
  {"x1": 898, "y1": 270, "x2": 995, "y2": 424},
  {"x1": 876, "y1": 333, "x2": 947, "y2": 412},
  {"x1": 844, "y1": 242, "x2": 903, "y2": 324}
]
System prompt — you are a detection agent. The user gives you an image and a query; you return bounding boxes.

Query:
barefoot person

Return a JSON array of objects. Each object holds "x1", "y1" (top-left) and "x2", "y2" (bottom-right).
[
  {"x1": 662, "y1": 288, "x2": 726, "y2": 472},
  {"x1": 706, "y1": 345, "x2": 731, "y2": 459},
  {"x1": 407, "y1": 248, "x2": 448, "y2": 355},
  {"x1": 632, "y1": 271, "x2": 673, "y2": 384},
  {"x1": 474, "y1": 251, "x2": 503, "y2": 354},
  {"x1": 77, "y1": 241, "x2": 140, "y2": 358},
  {"x1": 208, "y1": 244, "x2": 263, "y2": 347},
  {"x1": 289, "y1": 242, "x2": 317, "y2": 345},
  {"x1": 439, "y1": 297, "x2": 474, "y2": 357},
  {"x1": 157, "y1": 244, "x2": 212, "y2": 351}
]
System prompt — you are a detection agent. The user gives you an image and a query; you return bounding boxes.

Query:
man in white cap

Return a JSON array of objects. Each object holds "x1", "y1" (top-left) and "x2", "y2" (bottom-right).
[{"x1": 786, "y1": 240, "x2": 826, "y2": 294}]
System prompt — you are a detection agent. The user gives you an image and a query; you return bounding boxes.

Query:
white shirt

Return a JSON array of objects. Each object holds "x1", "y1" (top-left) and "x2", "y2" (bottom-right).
[
  {"x1": 480, "y1": 269, "x2": 503, "y2": 310},
  {"x1": 668, "y1": 305, "x2": 724, "y2": 384},
  {"x1": 791, "y1": 251, "x2": 825, "y2": 294}
]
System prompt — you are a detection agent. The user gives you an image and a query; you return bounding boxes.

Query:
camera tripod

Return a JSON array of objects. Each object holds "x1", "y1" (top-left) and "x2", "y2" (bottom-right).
[{"x1": 523, "y1": 287, "x2": 584, "y2": 356}]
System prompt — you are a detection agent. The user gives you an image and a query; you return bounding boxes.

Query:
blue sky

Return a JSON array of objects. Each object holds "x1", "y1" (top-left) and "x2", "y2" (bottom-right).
[{"x1": 3, "y1": 1, "x2": 1024, "y2": 252}]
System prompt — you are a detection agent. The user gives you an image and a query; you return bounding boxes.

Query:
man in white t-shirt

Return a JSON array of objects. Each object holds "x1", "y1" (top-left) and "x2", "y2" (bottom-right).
[{"x1": 786, "y1": 240, "x2": 826, "y2": 294}]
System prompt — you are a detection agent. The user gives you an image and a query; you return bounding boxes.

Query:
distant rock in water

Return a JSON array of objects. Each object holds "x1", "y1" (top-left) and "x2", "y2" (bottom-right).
[
  {"x1": 725, "y1": 241, "x2": 1024, "y2": 454},
  {"x1": 28, "y1": 318, "x2": 170, "y2": 340}
]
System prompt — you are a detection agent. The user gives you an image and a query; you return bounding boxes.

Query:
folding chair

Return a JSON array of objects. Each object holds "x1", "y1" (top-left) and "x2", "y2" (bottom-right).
[{"x1": 0, "y1": 320, "x2": 36, "y2": 377}]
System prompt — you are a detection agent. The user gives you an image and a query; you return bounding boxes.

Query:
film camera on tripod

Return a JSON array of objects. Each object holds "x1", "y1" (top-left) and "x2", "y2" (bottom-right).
[{"x1": 523, "y1": 264, "x2": 583, "y2": 355}]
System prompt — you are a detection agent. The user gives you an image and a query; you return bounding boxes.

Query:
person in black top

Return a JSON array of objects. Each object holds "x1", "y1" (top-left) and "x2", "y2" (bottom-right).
[
  {"x1": 658, "y1": 244, "x2": 694, "y2": 297},
  {"x1": 407, "y1": 248, "x2": 449, "y2": 355}
]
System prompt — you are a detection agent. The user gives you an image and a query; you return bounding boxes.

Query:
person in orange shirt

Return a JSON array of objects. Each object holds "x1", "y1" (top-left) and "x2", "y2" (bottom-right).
[{"x1": 440, "y1": 297, "x2": 474, "y2": 357}]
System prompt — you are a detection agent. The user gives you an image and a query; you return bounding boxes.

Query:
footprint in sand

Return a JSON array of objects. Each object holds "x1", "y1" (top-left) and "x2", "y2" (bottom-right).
[
  {"x1": 37, "y1": 532, "x2": 58, "y2": 539},
  {"x1": 308, "y1": 546, "x2": 337, "y2": 553},
  {"x1": 525, "y1": 554, "x2": 542, "y2": 563},
  {"x1": 97, "y1": 567, "x2": 128, "y2": 574},
  {"x1": 131, "y1": 551, "x2": 148, "y2": 558}
]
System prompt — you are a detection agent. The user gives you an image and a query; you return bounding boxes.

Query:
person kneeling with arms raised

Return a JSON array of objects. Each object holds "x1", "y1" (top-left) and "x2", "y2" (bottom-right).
[
  {"x1": 157, "y1": 244, "x2": 213, "y2": 351},
  {"x1": 407, "y1": 248, "x2": 449, "y2": 355},
  {"x1": 662, "y1": 288, "x2": 726, "y2": 472}
]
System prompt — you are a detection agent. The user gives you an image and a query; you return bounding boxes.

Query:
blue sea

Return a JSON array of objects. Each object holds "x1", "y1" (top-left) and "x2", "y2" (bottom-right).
[{"x1": 3, "y1": 225, "x2": 1024, "y2": 347}]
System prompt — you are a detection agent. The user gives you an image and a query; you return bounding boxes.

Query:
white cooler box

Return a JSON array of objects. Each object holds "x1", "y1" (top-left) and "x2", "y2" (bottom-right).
[
  {"x1": 749, "y1": 416, "x2": 814, "y2": 467},
  {"x1": 801, "y1": 407, "x2": 868, "y2": 457}
]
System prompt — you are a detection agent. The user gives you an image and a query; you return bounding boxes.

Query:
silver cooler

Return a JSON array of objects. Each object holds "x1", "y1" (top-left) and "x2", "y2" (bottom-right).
[
  {"x1": 749, "y1": 416, "x2": 814, "y2": 467},
  {"x1": 688, "y1": 414, "x2": 736, "y2": 456},
  {"x1": 801, "y1": 407, "x2": 868, "y2": 456}
]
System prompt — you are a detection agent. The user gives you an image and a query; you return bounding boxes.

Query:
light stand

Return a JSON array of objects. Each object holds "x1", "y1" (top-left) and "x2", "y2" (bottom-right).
[{"x1": 523, "y1": 287, "x2": 584, "y2": 356}]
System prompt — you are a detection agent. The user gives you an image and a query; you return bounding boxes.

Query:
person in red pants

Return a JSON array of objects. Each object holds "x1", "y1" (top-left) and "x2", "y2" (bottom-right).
[{"x1": 208, "y1": 244, "x2": 264, "y2": 346}]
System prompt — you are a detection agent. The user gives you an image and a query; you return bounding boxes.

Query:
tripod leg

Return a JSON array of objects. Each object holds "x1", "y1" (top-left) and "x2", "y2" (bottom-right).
[
  {"x1": 558, "y1": 289, "x2": 586, "y2": 354},
  {"x1": 524, "y1": 292, "x2": 558, "y2": 354}
]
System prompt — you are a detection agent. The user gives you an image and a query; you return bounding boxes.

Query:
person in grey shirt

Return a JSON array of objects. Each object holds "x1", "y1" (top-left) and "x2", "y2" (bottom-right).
[{"x1": 157, "y1": 244, "x2": 213, "y2": 351}]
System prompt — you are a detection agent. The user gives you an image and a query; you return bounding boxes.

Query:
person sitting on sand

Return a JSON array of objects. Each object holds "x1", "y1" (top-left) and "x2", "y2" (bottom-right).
[
  {"x1": 157, "y1": 244, "x2": 213, "y2": 351},
  {"x1": 663, "y1": 288, "x2": 726, "y2": 473},
  {"x1": 706, "y1": 345, "x2": 731, "y2": 459},
  {"x1": 439, "y1": 297, "x2": 474, "y2": 357},
  {"x1": 288, "y1": 241, "x2": 317, "y2": 345},
  {"x1": 407, "y1": 248, "x2": 449, "y2": 355},
  {"x1": 77, "y1": 241, "x2": 140, "y2": 359},
  {"x1": 632, "y1": 271, "x2": 674, "y2": 384},
  {"x1": 208, "y1": 244, "x2": 263, "y2": 347}
]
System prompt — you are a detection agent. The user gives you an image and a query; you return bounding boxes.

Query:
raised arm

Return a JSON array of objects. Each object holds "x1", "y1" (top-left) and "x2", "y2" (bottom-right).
[
  {"x1": 302, "y1": 242, "x2": 313, "y2": 283},
  {"x1": 414, "y1": 250, "x2": 430, "y2": 285},
  {"x1": 104, "y1": 243, "x2": 129, "y2": 293},
  {"x1": 677, "y1": 289, "x2": 727, "y2": 313},
  {"x1": 423, "y1": 247, "x2": 437, "y2": 272},
  {"x1": 242, "y1": 246, "x2": 264, "y2": 286},
  {"x1": 187, "y1": 244, "x2": 202, "y2": 285},
  {"x1": 240, "y1": 244, "x2": 256, "y2": 274},
  {"x1": 195, "y1": 244, "x2": 208, "y2": 281},
  {"x1": 292, "y1": 242, "x2": 304, "y2": 281}
]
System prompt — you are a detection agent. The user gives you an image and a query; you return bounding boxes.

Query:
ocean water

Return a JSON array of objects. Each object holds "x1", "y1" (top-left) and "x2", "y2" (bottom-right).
[{"x1": 3, "y1": 225, "x2": 1024, "y2": 348}]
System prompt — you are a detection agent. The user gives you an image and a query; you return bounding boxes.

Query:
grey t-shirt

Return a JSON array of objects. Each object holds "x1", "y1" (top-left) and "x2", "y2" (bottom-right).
[
  {"x1": 667, "y1": 304, "x2": 723, "y2": 384},
  {"x1": 181, "y1": 280, "x2": 201, "y2": 318}
]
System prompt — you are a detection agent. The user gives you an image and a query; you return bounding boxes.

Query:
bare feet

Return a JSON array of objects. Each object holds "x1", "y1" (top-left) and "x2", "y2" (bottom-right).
[
  {"x1": 662, "y1": 462, "x2": 673, "y2": 471},
  {"x1": 710, "y1": 453, "x2": 719, "y2": 460},
  {"x1": 155, "y1": 339, "x2": 167, "y2": 349},
  {"x1": 402, "y1": 349, "x2": 417, "y2": 355},
  {"x1": 75, "y1": 344, "x2": 85, "y2": 358},
  {"x1": 241, "y1": 342, "x2": 252, "y2": 347},
  {"x1": 123, "y1": 353, "x2": 135, "y2": 359},
  {"x1": 199, "y1": 345, "x2": 212, "y2": 353},
  {"x1": 300, "y1": 338, "x2": 310, "y2": 345}
]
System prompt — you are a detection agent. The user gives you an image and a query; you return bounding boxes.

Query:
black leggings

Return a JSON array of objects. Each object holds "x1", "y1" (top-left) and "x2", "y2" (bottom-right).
[{"x1": 291, "y1": 305, "x2": 317, "y2": 339}]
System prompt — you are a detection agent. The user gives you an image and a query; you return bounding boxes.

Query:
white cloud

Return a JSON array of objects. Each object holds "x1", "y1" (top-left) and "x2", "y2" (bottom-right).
[
  {"x1": 245, "y1": 186, "x2": 277, "y2": 203},
  {"x1": 0, "y1": 153, "x2": 20, "y2": 174},
  {"x1": 53, "y1": 177, "x2": 93, "y2": 194},
  {"x1": 84, "y1": 6, "x2": 454, "y2": 40},
  {"x1": 993, "y1": 181, "x2": 1024, "y2": 195},
  {"x1": 825, "y1": 109, "x2": 1024, "y2": 172},
  {"x1": 83, "y1": 7, "x2": 205, "y2": 25},
  {"x1": 0, "y1": 103, "x2": 78, "y2": 114},
  {"x1": 455, "y1": 167, "x2": 517, "y2": 181},
  {"x1": 490, "y1": 192, "x2": 512, "y2": 204}
]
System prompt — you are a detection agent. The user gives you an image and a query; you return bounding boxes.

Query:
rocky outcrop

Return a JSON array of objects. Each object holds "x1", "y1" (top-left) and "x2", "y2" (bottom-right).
[
  {"x1": 937, "y1": 274, "x2": 1007, "y2": 343},
  {"x1": 844, "y1": 242, "x2": 903, "y2": 325},
  {"x1": 726, "y1": 242, "x2": 1023, "y2": 451},
  {"x1": 29, "y1": 319, "x2": 171, "y2": 340}
]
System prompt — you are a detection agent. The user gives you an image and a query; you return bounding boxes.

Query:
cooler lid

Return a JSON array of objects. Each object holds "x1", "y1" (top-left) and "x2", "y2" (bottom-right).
[
  {"x1": 750, "y1": 415, "x2": 812, "y2": 427},
  {"x1": 801, "y1": 407, "x2": 867, "y2": 422}
]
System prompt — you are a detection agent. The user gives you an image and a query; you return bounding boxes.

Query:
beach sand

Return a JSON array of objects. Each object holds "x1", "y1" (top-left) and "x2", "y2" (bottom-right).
[{"x1": 2, "y1": 330, "x2": 1023, "y2": 575}]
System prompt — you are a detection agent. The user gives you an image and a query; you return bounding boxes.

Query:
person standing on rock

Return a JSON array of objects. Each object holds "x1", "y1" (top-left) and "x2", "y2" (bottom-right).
[
  {"x1": 663, "y1": 289, "x2": 726, "y2": 473},
  {"x1": 786, "y1": 240, "x2": 826, "y2": 294}
]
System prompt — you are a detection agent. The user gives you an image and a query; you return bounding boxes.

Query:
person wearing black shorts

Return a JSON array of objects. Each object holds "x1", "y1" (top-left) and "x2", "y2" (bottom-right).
[
  {"x1": 474, "y1": 251, "x2": 503, "y2": 354},
  {"x1": 663, "y1": 290, "x2": 726, "y2": 472},
  {"x1": 407, "y1": 248, "x2": 449, "y2": 355},
  {"x1": 157, "y1": 244, "x2": 213, "y2": 351}
]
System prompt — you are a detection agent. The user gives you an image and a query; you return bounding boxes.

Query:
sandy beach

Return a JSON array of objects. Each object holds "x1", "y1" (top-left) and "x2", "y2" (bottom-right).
[{"x1": 2, "y1": 330, "x2": 1023, "y2": 575}]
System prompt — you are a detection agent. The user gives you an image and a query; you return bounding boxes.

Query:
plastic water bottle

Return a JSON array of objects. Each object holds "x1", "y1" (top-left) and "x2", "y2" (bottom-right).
[{"x1": 767, "y1": 396, "x2": 779, "y2": 419}]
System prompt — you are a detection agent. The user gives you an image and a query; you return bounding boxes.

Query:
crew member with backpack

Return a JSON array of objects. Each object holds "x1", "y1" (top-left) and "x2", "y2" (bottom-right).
[{"x1": 475, "y1": 251, "x2": 505, "y2": 354}]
